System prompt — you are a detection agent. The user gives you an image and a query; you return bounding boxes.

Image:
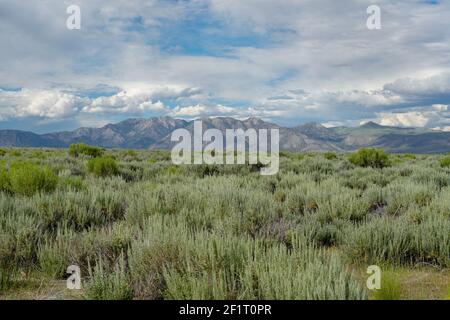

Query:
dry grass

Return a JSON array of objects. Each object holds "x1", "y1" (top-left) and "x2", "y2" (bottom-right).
[
  {"x1": 353, "y1": 266, "x2": 450, "y2": 300},
  {"x1": 0, "y1": 273, "x2": 83, "y2": 300}
]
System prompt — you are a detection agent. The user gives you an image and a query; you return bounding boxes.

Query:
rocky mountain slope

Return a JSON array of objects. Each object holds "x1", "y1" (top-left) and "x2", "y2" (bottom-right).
[{"x1": 1, "y1": 117, "x2": 449, "y2": 153}]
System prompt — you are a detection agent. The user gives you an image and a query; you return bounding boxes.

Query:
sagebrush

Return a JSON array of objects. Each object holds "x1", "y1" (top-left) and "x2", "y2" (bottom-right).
[{"x1": 0, "y1": 148, "x2": 449, "y2": 300}]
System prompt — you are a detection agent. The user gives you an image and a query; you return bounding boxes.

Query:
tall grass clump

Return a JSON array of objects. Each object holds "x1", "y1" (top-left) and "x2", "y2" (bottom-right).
[
  {"x1": 0, "y1": 263, "x2": 15, "y2": 294},
  {"x1": 128, "y1": 218, "x2": 186, "y2": 299},
  {"x1": 59, "y1": 176, "x2": 86, "y2": 191},
  {"x1": 0, "y1": 209, "x2": 42, "y2": 272},
  {"x1": 0, "y1": 233, "x2": 16, "y2": 293},
  {"x1": 0, "y1": 166, "x2": 10, "y2": 193},
  {"x1": 37, "y1": 229, "x2": 76, "y2": 278},
  {"x1": 85, "y1": 255, "x2": 133, "y2": 300},
  {"x1": 383, "y1": 181, "x2": 436, "y2": 215},
  {"x1": 163, "y1": 234, "x2": 367, "y2": 300},
  {"x1": 343, "y1": 215, "x2": 449, "y2": 268},
  {"x1": 74, "y1": 222, "x2": 133, "y2": 274},
  {"x1": 348, "y1": 148, "x2": 390, "y2": 168}
]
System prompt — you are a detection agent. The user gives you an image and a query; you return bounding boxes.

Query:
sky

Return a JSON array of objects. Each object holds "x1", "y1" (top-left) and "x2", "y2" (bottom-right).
[{"x1": 0, "y1": 0, "x2": 450, "y2": 133}]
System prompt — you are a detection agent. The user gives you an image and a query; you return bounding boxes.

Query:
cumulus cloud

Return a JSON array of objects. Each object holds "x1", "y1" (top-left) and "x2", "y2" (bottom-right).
[
  {"x1": 83, "y1": 84, "x2": 200, "y2": 115},
  {"x1": 322, "y1": 121, "x2": 344, "y2": 128},
  {"x1": 84, "y1": 96, "x2": 166, "y2": 114},
  {"x1": 3, "y1": 71, "x2": 450, "y2": 130},
  {"x1": 375, "y1": 102, "x2": 450, "y2": 129},
  {"x1": 0, "y1": 84, "x2": 203, "y2": 121},
  {"x1": 384, "y1": 74, "x2": 450, "y2": 97},
  {"x1": 377, "y1": 111, "x2": 430, "y2": 127},
  {"x1": 432, "y1": 104, "x2": 448, "y2": 112},
  {"x1": 0, "y1": 89, "x2": 87, "y2": 120},
  {"x1": 1, "y1": 1, "x2": 450, "y2": 130},
  {"x1": 433, "y1": 126, "x2": 450, "y2": 132},
  {"x1": 169, "y1": 104, "x2": 235, "y2": 117}
]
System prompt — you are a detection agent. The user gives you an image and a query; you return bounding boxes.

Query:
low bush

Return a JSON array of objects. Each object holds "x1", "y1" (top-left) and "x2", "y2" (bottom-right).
[
  {"x1": 348, "y1": 148, "x2": 390, "y2": 168},
  {"x1": 87, "y1": 157, "x2": 119, "y2": 177},
  {"x1": 69, "y1": 144, "x2": 104, "y2": 158},
  {"x1": 440, "y1": 156, "x2": 450, "y2": 168},
  {"x1": 10, "y1": 150, "x2": 21, "y2": 157},
  {"x1": 123, "y1": 150, "x2": 138, "y2": 158},
  {"x1": 323, "y1": 152, "x2": 337, "y2": 160},
  {"x1": 402, "y1": 154, "x2": 416, "y2": 160},
  {"x1": 8, "y1": 162, "x2": 58, "y2": 196}
]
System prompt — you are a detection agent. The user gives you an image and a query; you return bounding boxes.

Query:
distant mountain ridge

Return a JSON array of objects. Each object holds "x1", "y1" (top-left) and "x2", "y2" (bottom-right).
[{"x1": 1, "y1": 117, "x2": 449, "y2": 153}]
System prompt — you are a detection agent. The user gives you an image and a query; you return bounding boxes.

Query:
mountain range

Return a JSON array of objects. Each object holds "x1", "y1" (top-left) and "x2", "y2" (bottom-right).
[{"x1": 1, "y1": 117, "x2": 450, "y2": 153}]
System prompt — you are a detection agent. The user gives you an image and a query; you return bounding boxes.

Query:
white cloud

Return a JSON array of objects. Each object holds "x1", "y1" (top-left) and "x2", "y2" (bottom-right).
[
  {"x1": 384, "y1": 74, "x2": 450, "y2": 96},
  {"x1": 432, "y1": 104, "x2": 448, "y2": 112},
  {"x1": 432, "y1": 126, "x2": 450, "y2": 132},
  {"x1": 377, "y1": 111, "x2": 430, "y2": 127},
  {"x1": 321, "y1": 121, "x2": 344, "y2": 128},
  {"x1": 0, "y1": 84, "x2": 203, "y2": 120},
  {"x1": 84, "y1": 97, "x2": 166, "y2": 114},
  {"x1": 83, "y1": 84, "x2": 202, "y2": 114},
  {"x1": 1, "y1": 1, "x2": 450, "y2": 130},
  {"x1": 2, "y1": 71, "x2": 450, "y2": 129},
  {"x1": 0, "y1": 89, "x2": 87, "y2": 120},
  {"x1": 170, "y1": 104, "x2": 237, "y2": 117}
]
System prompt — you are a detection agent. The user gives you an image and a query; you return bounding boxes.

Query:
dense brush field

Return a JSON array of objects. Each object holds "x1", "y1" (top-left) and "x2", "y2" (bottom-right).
[{"x1": 0, "y1": 147, "x2": 449, "y2": 300}]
